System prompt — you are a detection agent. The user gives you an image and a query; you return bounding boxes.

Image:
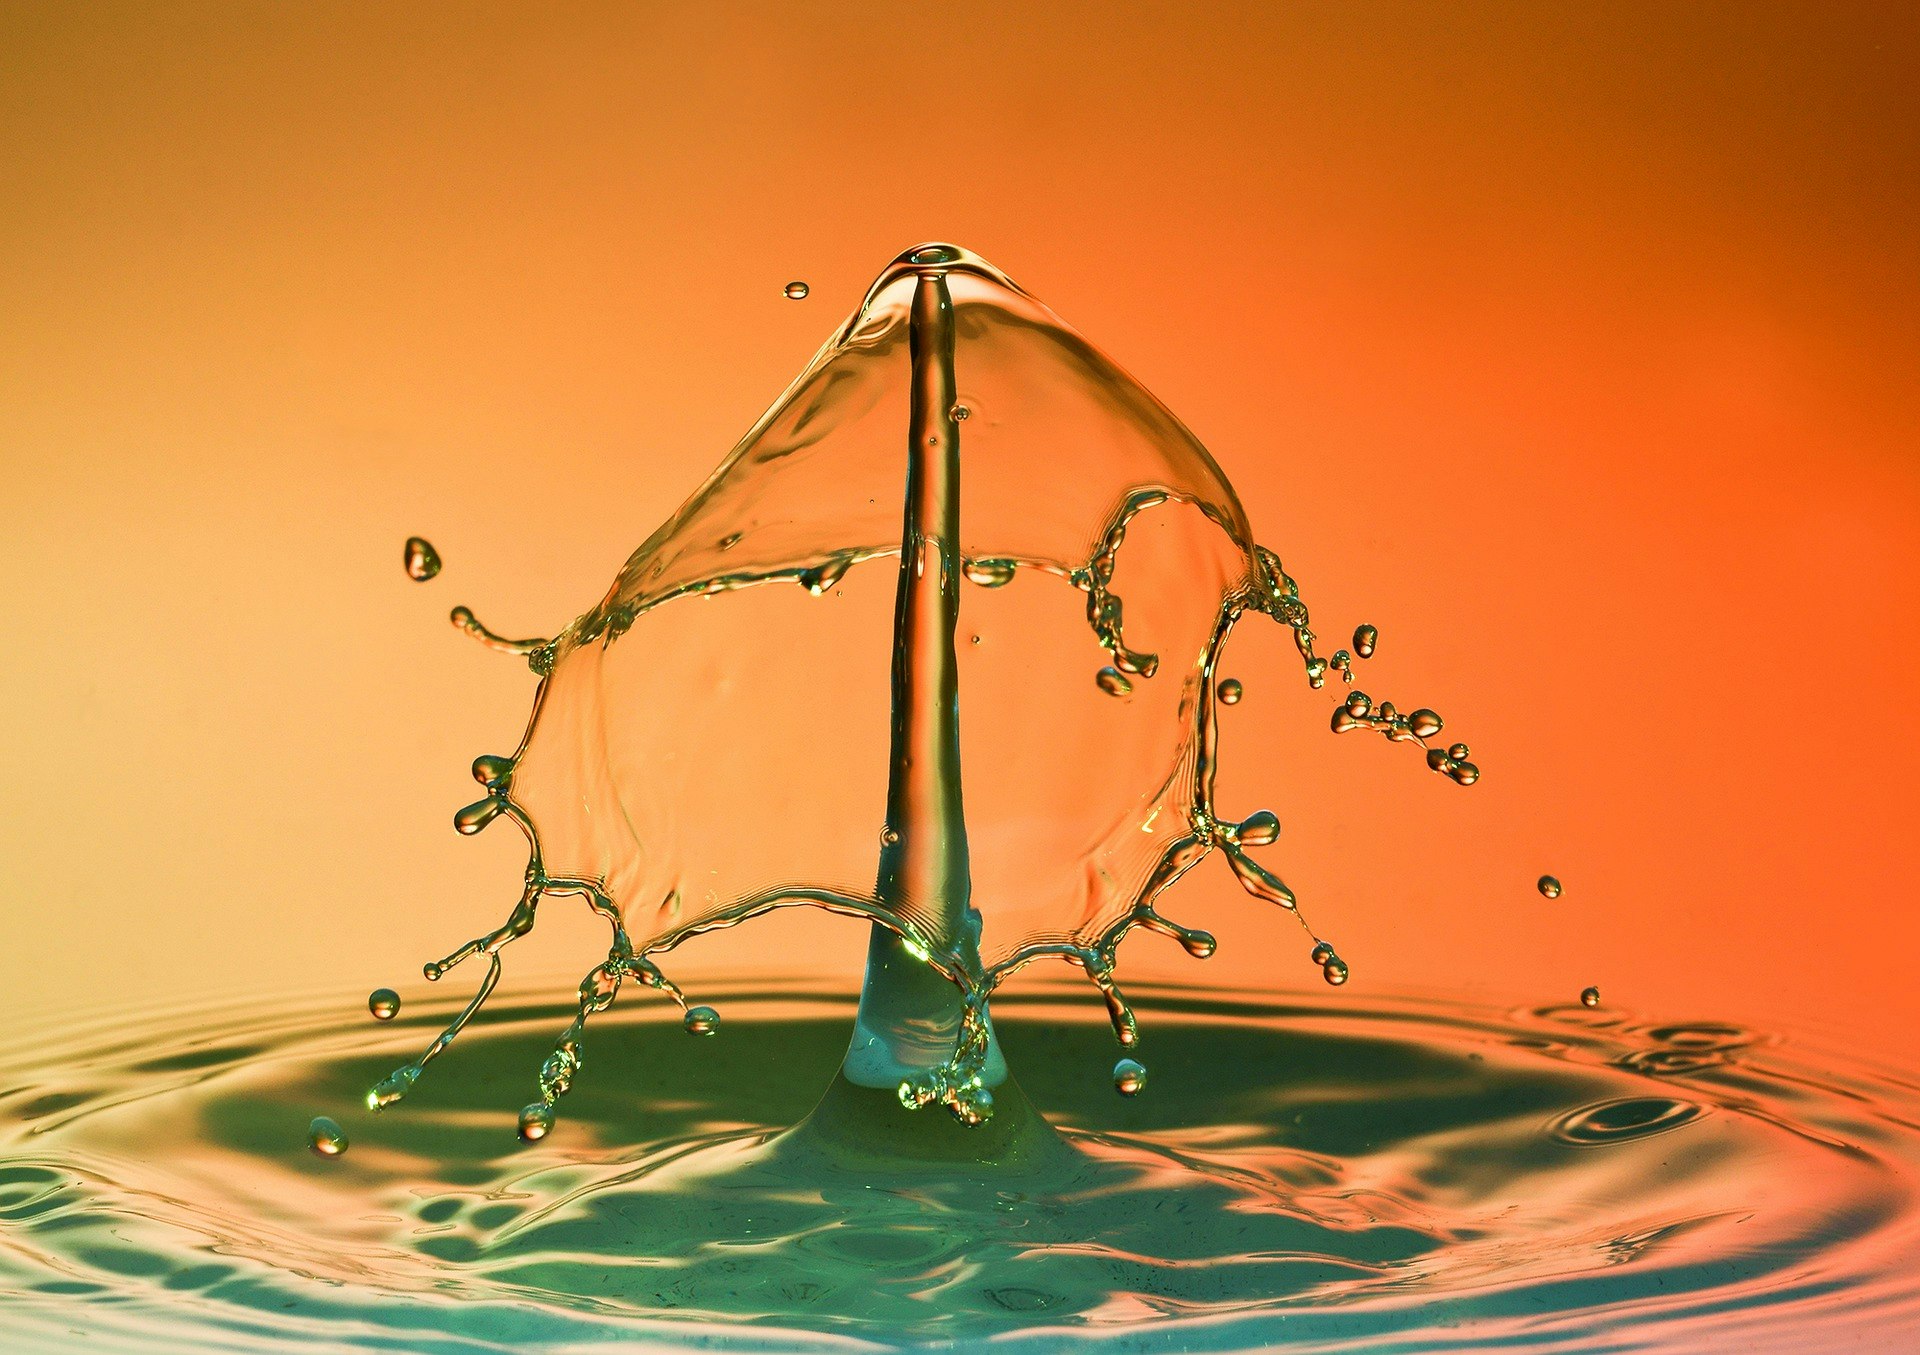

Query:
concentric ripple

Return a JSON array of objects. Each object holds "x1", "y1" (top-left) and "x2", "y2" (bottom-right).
[{"x1": 3, "y1": 983, "x2": 1919, "y2": 1352}]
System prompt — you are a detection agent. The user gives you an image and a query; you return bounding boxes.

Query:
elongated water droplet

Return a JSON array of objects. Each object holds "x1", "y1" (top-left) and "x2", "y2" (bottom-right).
[
  {"x1": 1310, "y1": 941, "x2": 1335, "y2": 966},
  {"x1": 454, "y1": 796, "x2": 506, "y2": 835},
  {"x1": 683, "y1": 1005, "x2": 720, "y2": 1035},
  {"x1": 963, "y1": 557, "x2": 1016, "y2": 587},
  {"x1": 1538, "y1": 875, "x2": 1563, "y2": 899},
  {"x1": 1323, "y1": 957, "x2": 1350, "y2": 986},
  {"x1": 1581, "y1": 985, "x2": 1601, "y2": 1008},
  {"x1": 1236, "y1": 810, "x2": 1280, "y2": 846},
  {"x1": 1180, "y1": 928, "x2": 1216, "y2": 959},
  {"x1": 1224, "y1": 842, "x2": 1297, "y2": 909},
  {"x1": 367, "y1": 1065, "x2": 418, "y2": 1112},
  {"x1": 471, "y1": 754, "x2": 514, "y2": 788},
  {"x1": 1449, "y1": 761, "x2": 1480, "y2": 786},
  {"x1": 1113, "y1": 1058, "x2": 1147, "y2": 1096},
  {"x1": 518, "y1": 1103, "x2": 554, "y2": 1141},
  {"x1": 307, "y1": 1116, "x2": 348, "y2": 1157},
  {"x1": 403, "y1": 537, "x2": 441, "y2": 582},
  {"x1": 1218, "y1": 677, "x2": 1243, "y2": 705},
  {"x1": 1353, "y1": 624, "x2": 1377, "y2": 658},
  {"x1": 783, "y1": 280, "x2": 809, "y2": 300},
  {"x1": 1096, "y1": 666, "x2": 1133, "y2": 697},
  {"x1": 1408, "y1": 709, "x2": 1443, "y2": 738},
  {"x1": 368, "y1": 988, "x2": 400, "y2": 1021}
]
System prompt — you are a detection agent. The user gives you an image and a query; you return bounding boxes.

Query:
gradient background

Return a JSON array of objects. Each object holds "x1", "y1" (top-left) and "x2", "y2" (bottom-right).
[{"x1": 4, "y1": 4, "x2": 1917, "y2": 1066}]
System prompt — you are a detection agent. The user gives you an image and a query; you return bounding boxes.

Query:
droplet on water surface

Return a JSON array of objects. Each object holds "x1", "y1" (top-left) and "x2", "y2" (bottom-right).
[
  {"x1": 1218, "y1": 677, "x2": 1243, "y2": 705},
  {"x1": 367, "y1": 988, "x2": 400, "y2": 1021},
  {"x1": 1096, "y1": 666, "x2": 1133, "y2": 697},
  {"x1": 307, "y1": 1116, "x2": 348, "y2": 1157},
  {"x1": 683, "y1": 1006, "x2": 720, "y2": 1036},
  {"x1": 1538, "y1": 875, "x2": 1563, "y2": 899},
  {"x1": 1582, "y1": 985, "x2": 1602, "y2": 1008},
  {"x1": 783, "y1": 280, "x2": 809, "y2": 300},
  {"x1": 403, "y1": 536, "x2": 441, "y2": 582},
  {"x1": 1353, "y1": 623, "x2": 1377, "y2": 658},
  {"x1": 1113, "y1": 1058, "x2": 1147, "y2": 1096},
  {"x1": 517, "y1": 1103, "x2": 554, "y2": 1142}
]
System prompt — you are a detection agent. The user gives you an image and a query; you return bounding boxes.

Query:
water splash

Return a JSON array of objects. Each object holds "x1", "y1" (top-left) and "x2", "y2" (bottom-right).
[{"x1": 365, "y1": 244, "x2": 1478, "y2": 1134}]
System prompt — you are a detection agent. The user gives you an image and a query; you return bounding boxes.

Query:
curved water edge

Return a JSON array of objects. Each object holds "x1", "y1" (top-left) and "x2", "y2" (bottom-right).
[{"x1": 3, "y1": 982, "x2": 1920, "y2": 1352}]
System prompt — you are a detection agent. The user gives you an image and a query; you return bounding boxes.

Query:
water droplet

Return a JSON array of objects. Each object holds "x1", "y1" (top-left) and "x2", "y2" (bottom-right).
[
  {"x1": 517, "y1": 1103, "x2": 554, "y2": 1142},
  {"x1": 1113, "y1": 1058, "x2": 1147, "y2": 1096},
  {"x1": 1323, "y1": 957, "x2": 1350, "y2": 986},
  {"x1": 454, "y1": 796, "x2": 506, "y2": 835},
  {"x1": 783, "y1": 280, "x2": 809, "y2": 300},
  {"x1": 1538, "y1": 875, "x2": 1563, "y2": 899},
  {"x1": 950, "y1": 404, "x2": 970, "y2": 421},
  {"x1": 1310, "y1": 941, "x2": 1335, "y2": 966},
  {"x1": 1096, "y1": 666, "x2": 1133, "y2": 697},
  {"x1": 1217, "y1": 677, "x2": 1243, "y2": 705},
  {"x1": 1345, "y1": 691, "x2": 1372, "y2": 717},
  {"x1": 1449, "y1": 761, "x2": 1480, "y2": 786},
  {"x1": 683, "y1": 1006, "x2": 720, "y2": 1036},
  {"x1": 1236, "y1": 810, "x2": 1280, "y2": 845},
  {"x1": 1408, "y1": 709, "x2": 1443, "y2": 738},
  {"x1": 366, "y1": 1065, "x2": 418, "y2": 1112},
  {"x1": 1180, "y1": 929, "x2": 1217, "y2": 959},
  {"x1": 367, "y1": 989, "x2": 400, "y2": 1021},
  {"x1": 403, "y1": 537, "x2": 441, "y2": 582},
  {"x1": 1447, "y1": 743, "x2": 1470, "y2": 760},
  {"x1": 1353, "y1": 624, "x2": 1377, "y2": 658},
  {"x1": 1581, "y1": 986, "x2": 1602, "y2": 1008},
  {"x1": 307, "y1": 1116, "x2": 348, "y2": 1157},
  {"x1": 963, "y1": 557, "x2": 1016, "y2": 587},
  {"x1": 908, "y1": 244, "x2": 961, "y2": 265},
  {"x1": 471, "y1": 754, "x2": 514, "y2": 788}
]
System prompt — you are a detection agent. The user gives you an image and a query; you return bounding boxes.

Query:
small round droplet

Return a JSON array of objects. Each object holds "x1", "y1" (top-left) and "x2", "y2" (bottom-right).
[
  {"x1": 1218, "y1": 677, "x2": 1243, "y2": 705},
  {"x1": 783, "y1": 280, "x2": 809, "y2": 300},
  {"x1": 368, "y1": 988, "x2": 400, "y2": 1021},
  {"x1": 1407, "y1": 709, "x2": 1443, "y2": 738},
  {"x1": 1113, "y1": 1058, "x2": 1147, "y2": 1096},
  {"x1": 1310, "y1": 941, "x2": 1335, "y2": 966},
  {"x1": 1537, "y1": 875, "x2": 1563, "y2": 900},
  {"x1": 1322, "y1": 957, "x2": 1351, "y2": 986},
  {"x1": 950, "y1": 404, "x2": 970, "y2": 421},
  {"x1": 403, "y1": 536, "x2": 442, "y2": 582},
  {"x1": 1447, "y1": 743, "x2": 1470, "y2": 761},
  {"x1": 683, "y1": 1005, "x2": 720, "y2": 1036},
  {"x1": 1096, "y1": 666, "x2": 1134, "y2": 697},
  {"x1": 307, "y1": 1116, "x2": 348, "y2": 1157},
  {"x1": 1581, "y1": 985, "x2": 1602, "y2": 1008},
  {"x1": 517, "y1": 1103, "x2": 554, "y2": 1142},
  {"x1": 1353, "y1": 624, "x2": 1377, "y2": 659}
]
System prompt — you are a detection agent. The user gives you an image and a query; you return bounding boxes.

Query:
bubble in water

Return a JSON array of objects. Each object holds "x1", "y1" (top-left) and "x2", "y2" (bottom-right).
[
  {"x1": 1218, "y1": 677, "x2": 1243, "y2": 704},
  {"x1": 1408, "y1": 708, "x2": 1443, "y2": 738},
  {"x1": 1538, "y1": 875, "x2": 1563, "y2": 899},
  {"x1": 1096, "y1": 666, "x2": 1133, "y2": 697},
  {"x1": 307, "y1": 1116, "x2": 348, "y2": 1157},
  {"x1": 1113, "y1": 1058, "x2": 1147, "y2": 1096},
  {"x1": 367, "y1": 988, "x2": 400, "y2": 1021},
  {"x1": 517, "y1": 1103, "x2": 554, "y2": 1142},
  {"x1": 784, "y1": 281, "x2": 809, "y2": 300},
  {"x1": 683, "y1": 1005, "x2": 720, "y2": 1036},
  {"x1": 1353, "y1": 623, "x2": 1377, "y2": 658},
  {"x1": 403, "y1": 536, "x2": 442, "y2": 582},
  {"x1": 1323, "y1": 957, "x2": 1350, "y2": 986},
  {"x1": 1582, "y1": 986, "x2": 1602, "y2": 1008}
]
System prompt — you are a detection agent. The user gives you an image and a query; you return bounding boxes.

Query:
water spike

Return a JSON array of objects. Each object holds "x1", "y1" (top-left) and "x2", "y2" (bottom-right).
[
  {"x1": 449, "y1": 606, "x2": 550, "y2": 660},
  {"x1": 1222, "y1": 840, "x2": 1297, "y2": 911}
]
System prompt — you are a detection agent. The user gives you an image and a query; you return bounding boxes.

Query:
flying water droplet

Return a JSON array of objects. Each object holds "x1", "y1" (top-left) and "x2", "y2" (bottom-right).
[
  {"x1": 1323, "y1": 957, "x2": 1350, "y2": 986},
  {"x1": 1310, "y1": 941, "x2": 1335, "y2": 966},
  {"x1": 1096, "y1": 666, "x2": 1133, "y2": 697},
  {"x1": 1581, "y1": 986, "x2": 1602, "y2": 1008},
  {"x1": 517, "y1": 1103, "x2": 554, "y2": 1141},
  {"x1": 1217, "y1": 677, "x2": 1243, "y2": 705},
  {"x1": 784, "y1": 280, "x2": 809, "y2": 300},
  {"x1": 1538, "y1": 875, "x2": 1563, "y2": 899},
  {"x1": 307, "y1": 1116, "x2": 348, "y2": 1157},
  {"x1": 683, "y1": 1006, "x2": 720, "y2": 1035},
  {"x1": 963, "y1": 557, "x2": 1016, "y2": 587},
  {"x1": 367, "y1": 988, "x2": 400, "y2": 1021},
  {"x1": 403, "y1": 537, "x2": 441, "y2": 582},
  {"x1": 1113, "y1": 1058, "x2": 1147, "y2": 1096},
  {"x1": 1353, "y1": 624, "x2": 1377, "y2": 658},
  {"x1": 1408, "y1": 709, "x2": 1443, "y2": 738}
]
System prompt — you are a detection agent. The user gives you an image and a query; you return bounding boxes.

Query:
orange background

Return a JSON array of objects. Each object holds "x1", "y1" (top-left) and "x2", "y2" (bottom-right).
[{"x1": 4, "y1": 5, "x2": 1917, "y2": 1062}]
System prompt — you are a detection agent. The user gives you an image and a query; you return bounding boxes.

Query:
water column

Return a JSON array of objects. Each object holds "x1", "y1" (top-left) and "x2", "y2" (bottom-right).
[{"x1": 840, "y1": 248, "x2": 1010, "y2": 1106}]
